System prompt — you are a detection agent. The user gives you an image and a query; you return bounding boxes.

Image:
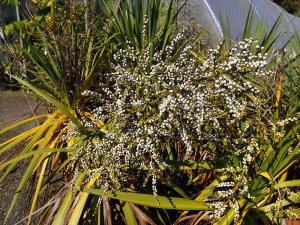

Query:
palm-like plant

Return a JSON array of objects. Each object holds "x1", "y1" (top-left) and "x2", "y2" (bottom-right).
[
  {"x1": 1, "y1": 1, "x2": 299, "y2": 225},
  {"x1": 0, "y1": 1, "x2": 104, "y2": 223},
  {"x1": 1, "y1": 0, "x2": 207, "y2": 224}
]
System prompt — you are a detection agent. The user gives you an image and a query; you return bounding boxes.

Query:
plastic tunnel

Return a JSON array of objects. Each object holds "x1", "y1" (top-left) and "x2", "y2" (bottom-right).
[{"x1": 188, "y1": 0, "x2": 300, "y2": 47}]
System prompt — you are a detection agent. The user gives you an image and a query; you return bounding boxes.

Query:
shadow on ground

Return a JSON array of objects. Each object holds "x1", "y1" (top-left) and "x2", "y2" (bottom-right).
[{"x1": 0, "y1": 90, "x2": 46, "y2": 225}]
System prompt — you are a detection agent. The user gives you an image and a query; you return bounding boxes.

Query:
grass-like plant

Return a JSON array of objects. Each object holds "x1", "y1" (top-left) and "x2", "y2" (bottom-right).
[
  {"x1": 0, "y1": 0, "x2": 299, "y2": 224},
  {"x1": 0, "y1": 1, "x2": 104, "y2": 224},
  {"x1": 0, "y1": 0, "x2": 209, "y2": 224}
]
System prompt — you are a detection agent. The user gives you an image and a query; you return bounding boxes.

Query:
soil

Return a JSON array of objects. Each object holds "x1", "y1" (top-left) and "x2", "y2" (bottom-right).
[{"x1": 0, "y1": 90, "x2": 46, "y2": 225}]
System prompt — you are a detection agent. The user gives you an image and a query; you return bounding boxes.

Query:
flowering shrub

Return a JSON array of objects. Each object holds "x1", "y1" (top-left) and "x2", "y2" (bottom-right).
[
  {"x1": 67, "y1": 36, "x2": 278, "y2": 197},
  {"x1": 2, "y1": 1, "x2": 299, "y2": 224},
  {"x1": 64, "y1": 32, "x2": 300, "y2": 223}
]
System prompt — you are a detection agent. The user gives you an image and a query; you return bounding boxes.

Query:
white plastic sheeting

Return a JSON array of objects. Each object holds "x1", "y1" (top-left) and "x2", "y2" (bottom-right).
[
  {"x1": 0, "y1": 28, "x2": 4, "y2": 41},
  {"x1": 188, "y1": 0, "x2": 300, "y2": 47}
]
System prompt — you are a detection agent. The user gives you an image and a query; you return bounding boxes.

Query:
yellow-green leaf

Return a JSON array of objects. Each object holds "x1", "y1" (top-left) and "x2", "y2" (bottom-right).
[{"x1": 80, "y1": 188, "x2": 211, "y2": 211}]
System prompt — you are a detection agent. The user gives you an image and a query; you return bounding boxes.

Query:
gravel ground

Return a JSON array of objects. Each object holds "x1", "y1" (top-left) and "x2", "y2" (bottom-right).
[{"x1": 0, "y1": 90, "x2": 46, "y2": 225}]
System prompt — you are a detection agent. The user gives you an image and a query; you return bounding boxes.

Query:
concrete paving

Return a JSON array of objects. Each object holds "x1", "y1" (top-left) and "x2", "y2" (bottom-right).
[{"x1": 0, "y1": 90, "x2": 46, "y2": 225}]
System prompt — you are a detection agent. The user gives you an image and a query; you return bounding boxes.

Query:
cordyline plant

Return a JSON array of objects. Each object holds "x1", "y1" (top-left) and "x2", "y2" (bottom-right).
[
  {"x1": 0, "y1": 1, "x2": 102, "y2": 224},
  {"x1": 0, "y1": 0, "x2": 300, "y2": 225},
  {"x1": 75, "y1": 34, "x2": 300, "y2": 224},
  {"x1": 0, "y1": 0, "x2": 211, "y2": 224}
]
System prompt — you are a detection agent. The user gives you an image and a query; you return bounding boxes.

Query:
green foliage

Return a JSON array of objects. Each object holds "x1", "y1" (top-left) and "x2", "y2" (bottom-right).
[
  {"x1": 2, "y1": 0, "x2": 19, "y2": 7},
  {"x1": 0, "y1": 0, "x2": 299, "y2": 224},
  {"x1": 273, "y1": 0, "x2": 300, "y2": 16},
  {"x1": 97, "y1": 0, "x2": 187, "y2": 58}
]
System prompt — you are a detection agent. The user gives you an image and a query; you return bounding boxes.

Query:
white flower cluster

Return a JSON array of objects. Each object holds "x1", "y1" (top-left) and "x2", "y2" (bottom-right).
[
  {"x1": 60, "y1": 121, "x2": 80, "y2": 142},
  {"x1": 209, "y1": 201, "x2": 228, "y2": 219},
  {"x1": 268, "y1": 116, "x2": 300, "y2": 141},
  {"x1": 277, "y1": 117, "x2": 297, "y2": 126},
  {"x1": 69, "y1": 37, "x2": 276, "y2": 196}
]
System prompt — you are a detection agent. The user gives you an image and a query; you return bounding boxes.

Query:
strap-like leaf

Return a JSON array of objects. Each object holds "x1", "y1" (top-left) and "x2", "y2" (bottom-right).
[
  {"x1": 121, "y1": 202, "x2": 138, "y2": 225},
  {"x1": 12, "y1": 76, "x2": 81, "y2": 128},
  {"x1": 80, "y1": 188, "x2": 211, "y2": 211}
]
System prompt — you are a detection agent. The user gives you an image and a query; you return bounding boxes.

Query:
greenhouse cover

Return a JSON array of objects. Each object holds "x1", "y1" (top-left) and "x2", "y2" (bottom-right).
[{"x1": 188, "y1": 0, "x2": 300, "y2": 47}]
